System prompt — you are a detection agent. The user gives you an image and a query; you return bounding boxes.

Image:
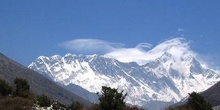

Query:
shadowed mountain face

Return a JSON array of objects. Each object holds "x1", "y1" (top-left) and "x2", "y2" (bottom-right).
[
  {"x1": 0, "y1": 53, "x2": 91, "y2": 106},
  {"x1": 201, "y1": 81, "x2": 220, "y2": 107}
]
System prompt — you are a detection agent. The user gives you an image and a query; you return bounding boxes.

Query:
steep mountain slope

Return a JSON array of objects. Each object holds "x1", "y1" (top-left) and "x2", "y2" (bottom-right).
[
  {"x1": 0, "y1": 53, "x2": 91, "y2": 106},
  {"x1": 173, "y1": 80, "x2": 220, "y2": 108},
  {"x1": 29, "y1": 38, "x2": 220, "y2": 110},
  {"x1": 201, "y1": 81, "x2": 220, "y2": 107}
]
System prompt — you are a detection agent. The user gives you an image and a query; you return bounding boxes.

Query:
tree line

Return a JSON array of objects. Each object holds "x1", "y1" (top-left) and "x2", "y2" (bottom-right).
[
  {"x1": 0, "y1": 78, "x2": 84, "y2": 110},
  {"x1": 0, "y1": 78, "x2": 143, "y2": 110},
  {"x1": 0, "y1": 77, "x2": 213, "y2": 110}
]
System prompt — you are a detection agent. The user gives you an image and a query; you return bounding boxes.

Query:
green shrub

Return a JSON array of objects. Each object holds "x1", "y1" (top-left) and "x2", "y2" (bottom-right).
[{"x1": 37, "y1": 94, "x2": 52, "y2": 107}]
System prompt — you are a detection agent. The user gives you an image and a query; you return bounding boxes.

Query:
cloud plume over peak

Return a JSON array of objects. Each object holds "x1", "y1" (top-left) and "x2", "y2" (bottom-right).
[{"x1": 60, "y1": 38, "x2": 195, "y2": 65}]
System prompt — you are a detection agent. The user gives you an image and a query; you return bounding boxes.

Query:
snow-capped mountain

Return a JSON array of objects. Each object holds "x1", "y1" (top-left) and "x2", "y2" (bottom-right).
[{"x1": 29, "y1": 38, "x2": 220, "y2": 110}]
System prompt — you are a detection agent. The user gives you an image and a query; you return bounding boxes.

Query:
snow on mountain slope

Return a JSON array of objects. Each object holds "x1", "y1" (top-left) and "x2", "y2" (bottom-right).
[{"x1": 29, "y1": 38, "x2": 220, "y2": 110}]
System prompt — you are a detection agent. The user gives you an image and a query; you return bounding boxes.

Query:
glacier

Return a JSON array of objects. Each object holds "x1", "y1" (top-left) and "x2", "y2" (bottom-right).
[{"x1": 29, "y1": 38, "x2": 220, "y2": 110}]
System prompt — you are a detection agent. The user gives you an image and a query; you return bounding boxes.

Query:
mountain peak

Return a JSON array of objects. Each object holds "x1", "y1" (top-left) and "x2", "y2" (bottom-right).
[
  {"x1": 28, "y1": 38, "x2": 220, "y2": 109},
  {"x1": 29, "y1": 52, "x2": 220, "y2": 109},
  {"x1": 104, "y1": 38, "x2": 196, "y2": 65},
  {"x1": 148, "y1": 38, "x2": 194, "y2": 60},
  {"x1": 159, "y1": 37, "x2": 187, "y2": 47}
]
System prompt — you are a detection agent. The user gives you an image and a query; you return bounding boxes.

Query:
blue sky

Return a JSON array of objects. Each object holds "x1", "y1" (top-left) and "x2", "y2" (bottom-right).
[{"x1": 0, "y1": 0, "x2": 220, "y2": 66}]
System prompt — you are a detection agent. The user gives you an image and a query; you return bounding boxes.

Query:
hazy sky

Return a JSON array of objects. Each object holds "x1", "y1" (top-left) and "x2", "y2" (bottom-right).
[{"x1": 0, "y1": 0, "x2": 220, "y2": 66}]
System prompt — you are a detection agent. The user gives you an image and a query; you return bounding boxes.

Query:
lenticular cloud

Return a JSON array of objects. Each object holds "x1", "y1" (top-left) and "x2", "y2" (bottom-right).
[
  {"x1": 60, "y1": 38, "x2": 195, "y2": 65},
  {"x1": 60, "y1": 39, "x2": 124, "y2": 53}
]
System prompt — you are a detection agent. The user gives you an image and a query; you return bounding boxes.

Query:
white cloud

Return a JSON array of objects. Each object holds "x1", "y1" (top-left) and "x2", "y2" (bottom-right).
[
  {"x1": 60, "y1": 39, "x2": 124, "y2": 54},
  {"x1": 105, "y1": 38, "x2": 195, "y2": 65},
  {"x1": 136, "y1": 43, "x2": 152, "y2": 50},
  {"x1": 105, "y1": 48, "x2": 150, "y2": 64},
  {"x1": 60, "y1": 38, "x2": 195, "y2": 65}
]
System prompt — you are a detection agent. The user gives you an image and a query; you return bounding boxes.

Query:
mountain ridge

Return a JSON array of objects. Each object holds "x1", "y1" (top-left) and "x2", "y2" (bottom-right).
[
  {"x1": 29, "y1": 38, "x2": 220, "y2": 110},
  {"x1": 0, "y1": 53, "x2": 92, "y2": 107}
]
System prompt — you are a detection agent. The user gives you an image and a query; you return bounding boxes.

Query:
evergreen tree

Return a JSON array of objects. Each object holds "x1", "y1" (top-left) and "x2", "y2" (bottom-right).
[
  {"x1": 14, "y1": 78, "x2": 30, "y2": 97},
  {"x1": 0, "y1": 79, "x2": 12, "y2": 96},
  {"x1": 37, "y1": 94, "x2": 52, "y2": 107},
  {"x1": 187, "y1": 92, "x2": 212, "y2": 110},
  {"x1": 98, "y1": 86, "x2": 126, "y2": 110}
]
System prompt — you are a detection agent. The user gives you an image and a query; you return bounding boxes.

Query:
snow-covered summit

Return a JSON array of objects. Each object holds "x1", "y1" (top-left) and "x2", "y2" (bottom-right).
[
  {"x1": 105, "y1": 38, "x2": 195, "y2": 66},
  {"x1": 29, "y1": 38, "x2": 220, "y2": 110}
]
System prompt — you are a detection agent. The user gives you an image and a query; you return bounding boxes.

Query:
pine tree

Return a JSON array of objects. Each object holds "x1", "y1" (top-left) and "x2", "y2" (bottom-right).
[
  {"x1": 14, "y1": 78, "x2": 30, "y2": 97},
  {"x1": 37, "y1": 94, "x2": 52, "y2": 107},
  {"x1": 98, "y1": 86, "x2": 126, "y2": 110},
  {"x1": 0, "y1": 79, "x2": 12, "y2": 96},
  {"x1": 187, "y1": 92, "x2": 212, "y2": 110}
]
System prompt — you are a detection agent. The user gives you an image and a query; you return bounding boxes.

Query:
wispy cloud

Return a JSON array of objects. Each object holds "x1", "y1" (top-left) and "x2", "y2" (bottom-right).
[
  {"x1": 60, "y1": 39, "x2": 124, "y2": 54},
  {"x1": 105, "y1": 38, "x2": 196, "y2": 65},
  {"x1": 135, "y1": 43, "x2": 152, "y2": 50},
  {"x1": 60, "y1": 38, "x2": 195, "y2": 65},
  {"x1": 105, "y1": 47, "x2": 152, "y2": 65}
]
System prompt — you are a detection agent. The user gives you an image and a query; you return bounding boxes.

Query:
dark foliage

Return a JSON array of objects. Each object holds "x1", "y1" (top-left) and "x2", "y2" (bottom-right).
[
  {"x1": 0, "y1": 79, "x2": 12, "y2": 96},
  {"x1": 0, "y1": 77, "x2": 87, "y2": 110},
  {"x1": 188, "y1": 92, "x2": 212, "y2": 110},
  {"x1": 91, "y1": 104, "x2": 99, "y2": 110},
  {"x1": 37, "y1": 94, "x2": 52, "y2": 107},
  {"x1": 14, "y1": 78, "x2": 30, "y2": 98},
  {"x1": 0, "y1": 78, "x2": 34, "y2": 110},
  {"x1": 97, "y1": 86, "x2": 127, "y2": 110}
]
